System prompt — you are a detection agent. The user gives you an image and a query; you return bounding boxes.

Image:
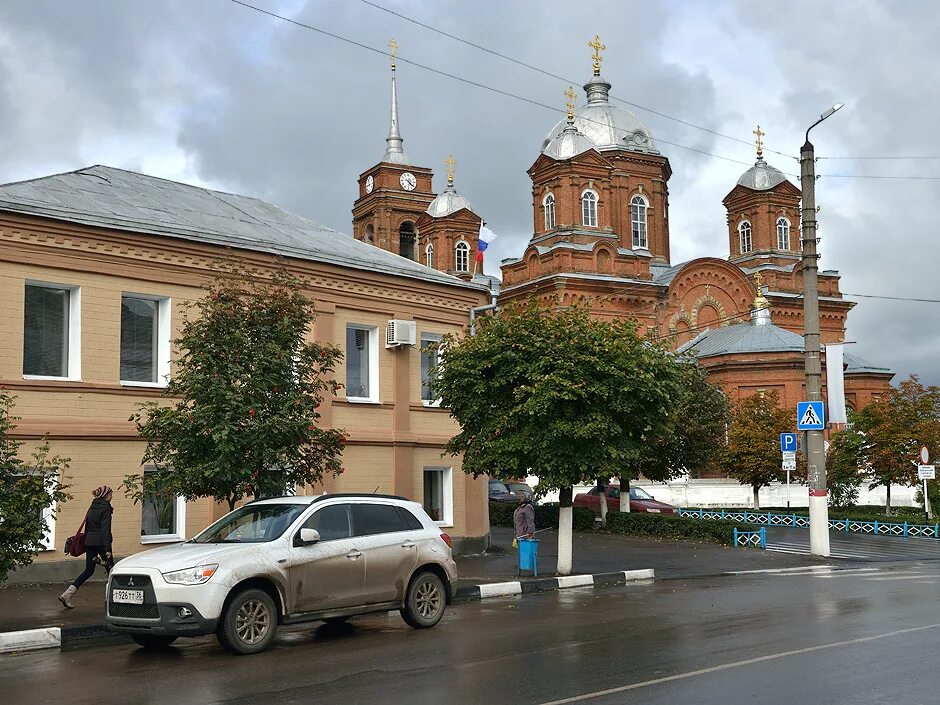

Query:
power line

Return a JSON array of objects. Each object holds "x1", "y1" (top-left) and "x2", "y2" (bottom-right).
[
  {"x1": 820, "y1": 156, "x2": 940, "y2": 161},
  {"x1": 843, "y1": 293, "x2": 940, "y2": 304},
  {"x1": 357, "y1": 0, "x2": 797, "y2": 161}
]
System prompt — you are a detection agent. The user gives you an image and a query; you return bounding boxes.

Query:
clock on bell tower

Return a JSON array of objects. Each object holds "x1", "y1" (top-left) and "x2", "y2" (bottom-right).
[{"x1": 352, "y1": 39, "x2": 434, "y2": 262}]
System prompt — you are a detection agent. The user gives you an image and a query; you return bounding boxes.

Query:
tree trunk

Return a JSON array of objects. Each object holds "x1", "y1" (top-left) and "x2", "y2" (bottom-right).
[
  {"x1": 227, "y1": 496, "x2": 236, "y2": 513},
  {"x1": 886, "y1": 483, "x2": 892, "y2": 517},
  {"x1": 557, "y1": 486, "x2": 573, "y2": 576},
  {"x1": 753, "y1": 485, "x2": 760, "y2": 510},
  {"x1": 597, "y1": 478, "x2": 608, "y2": 527},
  {"x1": 619, "y1": 474, "x2": 631, "y2": 513}
]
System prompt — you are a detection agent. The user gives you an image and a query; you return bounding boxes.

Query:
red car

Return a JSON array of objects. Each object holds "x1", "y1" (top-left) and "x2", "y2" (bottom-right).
[{"x1": 574, "y1": 485, "x2": 676, "y2": 515}]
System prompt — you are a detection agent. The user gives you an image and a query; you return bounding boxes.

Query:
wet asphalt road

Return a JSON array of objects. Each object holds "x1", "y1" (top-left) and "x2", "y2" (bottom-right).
[{"x1": 4, "y1": 562, "x2": 940, "y2": 705}]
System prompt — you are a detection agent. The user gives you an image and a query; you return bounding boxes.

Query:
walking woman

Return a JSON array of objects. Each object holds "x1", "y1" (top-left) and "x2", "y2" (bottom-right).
[{"x1": 59, "y1": 485, "x2": 114, "y2": 609}]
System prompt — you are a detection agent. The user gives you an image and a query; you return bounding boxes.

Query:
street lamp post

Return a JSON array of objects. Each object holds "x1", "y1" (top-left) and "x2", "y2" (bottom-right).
[{"x1": 801, "y1": 103, "x2": 843, "y2": 558}]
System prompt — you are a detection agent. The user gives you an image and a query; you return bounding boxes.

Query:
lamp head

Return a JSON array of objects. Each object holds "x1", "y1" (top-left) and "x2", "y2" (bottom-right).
[{"x1": 821, "y1": 103, "x2": 844, "y2": 120}]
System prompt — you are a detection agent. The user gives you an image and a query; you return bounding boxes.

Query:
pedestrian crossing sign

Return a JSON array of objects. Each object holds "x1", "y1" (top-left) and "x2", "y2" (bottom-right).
[{"x1": 797, "y1": 401, "x2": 825, "y2": 430}]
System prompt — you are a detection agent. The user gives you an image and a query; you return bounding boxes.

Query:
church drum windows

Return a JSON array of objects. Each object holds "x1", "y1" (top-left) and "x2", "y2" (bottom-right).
[
  {"x1": 365, "y1": 223, "x2": 374, "y2": 244},
  {"x1": 776, "y1": 217, "x2": 790, "y2": 250},
  {"x1": 399, "y1": 221, "x2": 416, "y2": 261},
  {"x1": 738, "y1": 221, "x2": 752, "y2": 254},
  {"x1": 543, "y1": 193, "x2": 555, "y2": 230},
  {"x1": 425, "y1": 242, "x2": 434, "y2": 269},
  {"x1": 581, "y1": 190, "x2": 598, "y2": 228},
  {"x1": 630, "y1": 194, "x2": 648, "y2": 249},
  {"x1": 455, "y1": 241, "x2": 470, "y2": 273}
]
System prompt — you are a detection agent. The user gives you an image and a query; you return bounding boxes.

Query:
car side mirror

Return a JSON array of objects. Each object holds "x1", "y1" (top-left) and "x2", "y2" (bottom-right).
[{"x1": 299, "y1": 528, "x2": 320, "y2": 545}]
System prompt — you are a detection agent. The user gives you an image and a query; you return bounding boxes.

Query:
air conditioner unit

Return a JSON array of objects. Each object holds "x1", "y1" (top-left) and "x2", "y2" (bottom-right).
[{"x1": 386, "y1": 319, "x2": 417, "y2": 348}]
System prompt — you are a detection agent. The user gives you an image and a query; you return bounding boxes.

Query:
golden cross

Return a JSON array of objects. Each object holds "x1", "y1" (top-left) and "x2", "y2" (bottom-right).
[
  {"x1": 445, "y1": 154, "x2": 456, "y2": 185},
  {"x1": 588, "y1": 35, "x2": 606, "y2": 76},
  {"x1": 753, "y1": 124, "x2": 765, "y2": 158},
  {"x1": 565, "y1": 86, "x2": 576, "y2": 120},
  {"x1": 389, "y1": 38, "x2": 398, "y2": 71},
  {"x1": 753, "y1": 271, "x2": 764, "y2": 290}
]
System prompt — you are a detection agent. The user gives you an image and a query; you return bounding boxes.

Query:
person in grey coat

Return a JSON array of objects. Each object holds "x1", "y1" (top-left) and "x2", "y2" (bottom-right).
[
  {"x1": 59, "y1": 485, "x2": 114, "y2": 609},
  {"x1": 513, "y1": 494, "x2": 535, "y2": 539}
]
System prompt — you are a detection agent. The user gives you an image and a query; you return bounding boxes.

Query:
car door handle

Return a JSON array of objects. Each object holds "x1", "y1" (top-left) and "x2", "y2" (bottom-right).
[
  {"x1": 401, "y1": 540, "x2": 416, "y2": 549},
  {"x1": 346, "y1": 549, "x2": 362, "y2": 560}
]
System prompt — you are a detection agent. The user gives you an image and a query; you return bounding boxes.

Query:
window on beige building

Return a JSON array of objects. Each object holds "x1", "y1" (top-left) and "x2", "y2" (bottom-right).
[
  {"x1": 120, "y1": 294, "x2": 170, "y2": 386},
  {"x1": 346, "y1": 324, "x2": 379, "y2": 402},
  {"x1": 23, "y1": 282, "x2": 81, "y2": 380},
  {"x1": 140, "y1": 467, "x2": 186, "y2": 543},
  {"x1": 420, "y1": 333, "x2": 443, "y2": 406},
  {"x1": 423, "y1": 466, "x2": 453, "y2": 526}
]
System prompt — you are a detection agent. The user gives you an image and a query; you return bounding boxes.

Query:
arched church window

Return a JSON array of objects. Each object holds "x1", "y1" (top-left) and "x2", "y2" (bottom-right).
[
  {"x1": 581, "y1": 190, "x2": 598, "y2": 228},
  {"x1": 739, "y1": 221, "x2": 752, "y2": 254},
  {"x1": 630, "y1": 194, "x2": 648, "y2": 249},
  {"x1": 776, "y1": 217, "x2": 790, "y2": 250},
  {"x1": 455, "y1": 241, "x2": 470, "y2": 273},
  {"x1": 365, "y1": 224, "x2": 374, "y2": 244},
  {"x1": 425, "y1": 242, "x2": 434, "y2": 269},
  {"x1": 543, "y1": 193, "x2": 556, "y2": 231},
  {"x1": 399, "y1": 221, "x2": 416, "y2": 261}
]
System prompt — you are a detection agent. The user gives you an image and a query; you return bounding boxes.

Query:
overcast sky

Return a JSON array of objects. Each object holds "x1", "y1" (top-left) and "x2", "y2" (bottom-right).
[{"x1": 1, "y1": 0, "x2": 938, "y2": 385}]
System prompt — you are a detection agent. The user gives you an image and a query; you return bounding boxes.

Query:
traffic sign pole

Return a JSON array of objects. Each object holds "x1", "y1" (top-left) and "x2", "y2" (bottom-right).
[{"x1": 920, "y1": 447, "x2": 933, "y2": 522}]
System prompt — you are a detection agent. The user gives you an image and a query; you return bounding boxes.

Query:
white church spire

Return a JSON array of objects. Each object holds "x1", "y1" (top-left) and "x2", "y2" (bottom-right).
[{"x1": 383, "y1": 38, "x2": 408, "y2": 165}]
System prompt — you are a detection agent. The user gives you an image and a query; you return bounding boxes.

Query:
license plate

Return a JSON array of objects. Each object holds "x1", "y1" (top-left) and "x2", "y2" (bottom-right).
[
  {"x1": 112, "y1": 589, "x2": 144, "y2": 604},
  {"x1": 646, "y1": 508, "x2": 661, "y2": 513}
]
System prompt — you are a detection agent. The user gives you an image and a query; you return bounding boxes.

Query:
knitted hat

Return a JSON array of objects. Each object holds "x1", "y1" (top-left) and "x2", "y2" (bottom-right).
[{"x1": 92, "y1": 485, "x2": 113, "y2": 499}]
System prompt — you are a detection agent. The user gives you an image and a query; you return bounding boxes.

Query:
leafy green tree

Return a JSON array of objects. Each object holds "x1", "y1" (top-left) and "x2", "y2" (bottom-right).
[
  {"x1": 125, "y1": 258, "x2": 346, "y2": 511},
  {"x1": 720, "y1": 390, "x2": 791, "y2": 509},
  {"x1": 621, "y1": 362, "x2": 730, "y2": 512},
  {"x1": 852, "y1": 375, "x2": 940, "y2": 516},
  {"x1": 434, "y1": 299, "x2": 682, "y2": 574},
  {"x1": 0, "y1": 391, "x2": 71, "y2": 582},
  {"x1": 826, "y1": 421, "x2": 867, "y2": 508}
]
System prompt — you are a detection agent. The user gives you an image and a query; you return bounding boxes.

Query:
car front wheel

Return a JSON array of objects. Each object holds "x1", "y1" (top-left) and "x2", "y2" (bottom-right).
[
  {"x1": 217, "y1": 588, "x2": 278, "y2": 655},
  {"x1": 400, "y1": 571, "x2": 446, "y2": 629}
]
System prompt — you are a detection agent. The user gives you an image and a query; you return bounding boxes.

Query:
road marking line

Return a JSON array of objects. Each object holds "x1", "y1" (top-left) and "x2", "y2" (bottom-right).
[
  {"x1": 724, "y1": 565, "x2": 834, "y2": 575},
  {"x1": 865, "y1": 574, "x2": 930, "y2": 581},
  {"x1": 534, "y1": 623, "x2": 940, "y2": 705}
]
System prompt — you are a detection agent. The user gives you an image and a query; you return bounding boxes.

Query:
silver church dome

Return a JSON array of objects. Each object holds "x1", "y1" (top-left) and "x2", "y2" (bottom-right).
[
  {"x1": 426, "y1": 186, "x2": 473, "y2": 218},
  {"x1": 737, "y1": 157, "x2": 789, "y2": 191},
  {"x1": 543, "y1": 75, "x2": 658, "y2": 155},
  {"x1": 542, "y1": 121, "x2": 595, "y2": 161}
]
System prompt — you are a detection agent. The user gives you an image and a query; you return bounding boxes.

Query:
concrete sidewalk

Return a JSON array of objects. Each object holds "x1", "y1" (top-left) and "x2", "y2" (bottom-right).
[{"x1": 0, "y1": 526, "x2": 820, "y2": 642}]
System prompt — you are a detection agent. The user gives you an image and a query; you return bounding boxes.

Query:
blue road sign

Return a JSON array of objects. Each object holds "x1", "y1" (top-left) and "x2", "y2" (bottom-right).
[
  {"x1": 780, "y1": 433, "x2": 798, "y2": 452},
  {"x1": 797, "y1": 401, "x2": 825, "y2": 430}
]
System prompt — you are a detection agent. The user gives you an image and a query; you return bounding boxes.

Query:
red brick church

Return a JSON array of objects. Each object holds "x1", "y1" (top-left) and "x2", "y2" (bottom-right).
[{"x1": 351, "y1": 39, "x2": 892, "y2": 414}]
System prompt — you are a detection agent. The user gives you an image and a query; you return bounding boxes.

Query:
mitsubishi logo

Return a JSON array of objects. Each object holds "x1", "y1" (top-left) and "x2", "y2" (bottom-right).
[{"x1": 127, "y1": 577, "x2": 135, "y2": 587}]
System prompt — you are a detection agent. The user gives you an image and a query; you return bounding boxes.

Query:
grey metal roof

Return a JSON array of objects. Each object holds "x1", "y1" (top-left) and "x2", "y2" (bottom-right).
[
  {"x1": 737, "y1": 157, "x2": 790, "y2": 191},
  {"x1": 677, "y1": 319, "x2": 804, "y2": 358},
  {"x1": 650, "y1": 261, "x2": 689, "y2": 286},
  {"x1": 0, "y1": 165, "x2": 483, "y2": 291},
  {"x1": 844, "y1": 352, "x2": 893, "y2": 376},
  {"x1": 542, "y1": 122, "x2": 596, "y2": 160},
  {"x1": 426, "y1": 186, "x2": 473, "y2": 218}
]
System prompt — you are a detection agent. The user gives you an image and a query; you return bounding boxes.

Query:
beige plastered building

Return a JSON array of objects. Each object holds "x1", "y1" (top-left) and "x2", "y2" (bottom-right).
[{"x1": 0, "y1": 165, "x2": 490, "y2": 581}]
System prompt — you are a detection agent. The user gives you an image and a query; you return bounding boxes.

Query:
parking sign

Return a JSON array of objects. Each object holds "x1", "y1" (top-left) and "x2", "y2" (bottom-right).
[{"x1": 780, "y1": 433, "x2": 798, "y2": 453}]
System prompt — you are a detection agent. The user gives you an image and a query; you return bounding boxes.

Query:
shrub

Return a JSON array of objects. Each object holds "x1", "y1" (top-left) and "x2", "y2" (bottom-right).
[
  {"x1": 488, "y1": 503, "x2": 595, "y2": 532},
  {"x1": 606, "y1": 511, "x2": 755, "y2": 546}
]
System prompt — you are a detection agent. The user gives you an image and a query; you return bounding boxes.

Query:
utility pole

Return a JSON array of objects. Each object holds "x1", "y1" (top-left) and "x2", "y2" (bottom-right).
[{"x1": 801, "y1": 103, "x2": 842, "y2": 558}]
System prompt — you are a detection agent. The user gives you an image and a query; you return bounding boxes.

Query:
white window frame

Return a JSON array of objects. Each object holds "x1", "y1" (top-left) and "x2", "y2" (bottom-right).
[
  {"x1": 630, "y1": 194, "x2": 649, "y2": 249},
  {"x1": 139, "y1": 466, "x2": 187, "y2": 544},
  {"x1": 776, "y1": 217, "x2": 791, "y2": 250},
  {"x1": 455, "y1": 241, "x2": 470, "y2": 273},
  {"x1": 120, "y1": 293, "x2": 171, "y2": 388},
  {"x1": 543, "y1": 192, "x2": 556, "y2": 230},
  {"x1": 420, "y1": 332, "x2": 443, "y2": 407},
  {"x1": 345, "y1": 323, "x2": 380, "y2": 403},
  {"x1": 425, "y1": 242, "x2": 434, "y2": 269},
  {"x1": 423, "y1": 466, "x2": 454, "y2": 527},
  {"x1": 738, "y1": 220, "x2": 753, "y2": 254},
  {"x1": 7, "y1": 470, "x2": 58, "y2": 551},
  {"x1": 23, "y1": 280, "x2": 81, "y2": 382},
  {"x1": 581, "y1": 189, "x2": 598, "y2": 227}
]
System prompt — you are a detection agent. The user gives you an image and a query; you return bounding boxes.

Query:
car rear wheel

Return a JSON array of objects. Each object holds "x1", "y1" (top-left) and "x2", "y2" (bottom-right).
[
  {"x1": 131, "y1": 634, "x2": 177, "y2": 649},
  {"x1": 400, "y1": 571, "x2": 446, "y2": 629},
  {"x1": 217, "y1": 588, "x2": 278, "y2": 655}
]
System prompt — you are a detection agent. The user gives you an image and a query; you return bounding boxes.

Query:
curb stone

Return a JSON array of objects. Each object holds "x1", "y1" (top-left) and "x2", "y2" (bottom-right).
[
  {"x1": 451, "y1": 568, "x2": 654, "y2": 603},
  {"x1": 0, "y1": 568, "x2": 655, "y2": 652}
]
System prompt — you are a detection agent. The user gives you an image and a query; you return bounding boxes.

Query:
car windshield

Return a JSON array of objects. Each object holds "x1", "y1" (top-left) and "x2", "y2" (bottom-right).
[
  {"x1": 191, "y1": 503, "x2": 308, "y2": 544},
  {"x1": 489, "y1": 482, "x2": 510, "y2": 493},
  {"x1": 630, "y1": 487, "x2": 654, "y2": 501},
  {"x1": 509, "y1": 484, "x2": 530, "y2": 492}
]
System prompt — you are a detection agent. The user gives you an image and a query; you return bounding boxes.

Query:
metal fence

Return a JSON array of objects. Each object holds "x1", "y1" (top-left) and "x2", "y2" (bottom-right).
[
  {"x1": 678, "y1": 508, "x2": 940, "y2": 539},
  {"x1": 733, "y1": 527, "x2": 766, "y2": 549}
]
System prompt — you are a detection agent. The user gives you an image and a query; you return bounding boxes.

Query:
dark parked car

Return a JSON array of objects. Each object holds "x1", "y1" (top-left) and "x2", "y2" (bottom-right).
[
  {"x1": 507, "y1": 482, "x2": 535, "y2": 501},
  {"x1": 488, "y1": 480, "x2": 520, "y2": 503},
  {"x1": 574, "y1": 485, "x2": 676, "y2": 515}
]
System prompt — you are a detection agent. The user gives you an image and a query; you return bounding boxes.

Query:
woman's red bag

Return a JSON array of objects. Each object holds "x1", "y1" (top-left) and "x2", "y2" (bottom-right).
[{"x1": 64, "y1": 516, "x2": 88, "y2": 557}]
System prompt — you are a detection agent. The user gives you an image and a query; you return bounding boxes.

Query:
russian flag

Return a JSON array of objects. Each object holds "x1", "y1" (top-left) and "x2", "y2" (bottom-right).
[{"x1": 476, "y1": 223, "x2": 497, "y2": 263}]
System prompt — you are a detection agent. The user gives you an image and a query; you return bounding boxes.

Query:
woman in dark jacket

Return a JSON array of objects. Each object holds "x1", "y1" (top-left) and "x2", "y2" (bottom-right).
[{"x1": 59, "y1": 485, "x2": 114, "y2": 609}]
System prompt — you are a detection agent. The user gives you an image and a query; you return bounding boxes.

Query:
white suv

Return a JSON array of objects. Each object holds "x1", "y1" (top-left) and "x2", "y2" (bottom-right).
[{"x1": 106, "y1": 494, "x2": 457, "y2": 655}]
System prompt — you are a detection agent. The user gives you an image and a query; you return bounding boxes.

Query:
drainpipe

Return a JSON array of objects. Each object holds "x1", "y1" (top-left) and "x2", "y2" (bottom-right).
[{"x1": 469, "y1": 274, "x2": 500, "y2": 336}]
